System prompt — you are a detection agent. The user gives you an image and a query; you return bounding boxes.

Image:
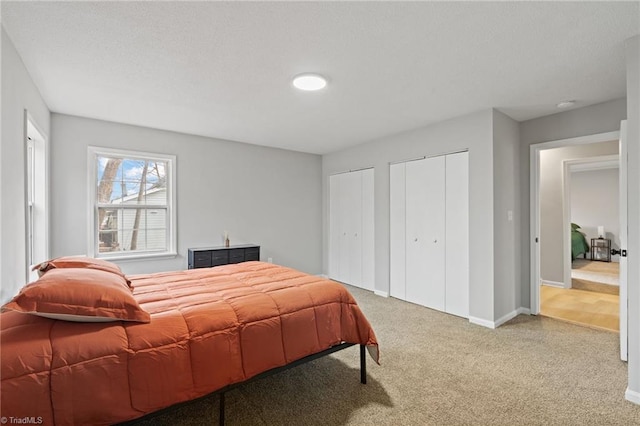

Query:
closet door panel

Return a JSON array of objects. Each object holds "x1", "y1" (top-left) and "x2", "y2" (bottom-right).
[
  {"x1": 329, "y1": 169, "x2": 375, "y2": 290},
  {"x1": 328, "y1": 173, "x2": 342, "y2": 281},
  {"x1": 445, "y1": 152, "x2": 469, "y2": 318},
  {"x1": 390, "y1": 163, "x2": 406, "y2": 299},
  {"x1": 425, "y1": 157, "x2": 446, "y2": 311},
  {"x1": 346, "y1": 171, "x2": 363, "y2": 288},
  {"x1": 405, "y1": 159, "x2": 429, "y2": 306},
  {"x1": 337, "y1": 173, "x2": 353, "y2": 284},
  {"x1": 361, "y1": 168, "x2": 375, "y2": 290},
  {"x1": 406, "y1": 157, "x2": 446, "y2": 310}
]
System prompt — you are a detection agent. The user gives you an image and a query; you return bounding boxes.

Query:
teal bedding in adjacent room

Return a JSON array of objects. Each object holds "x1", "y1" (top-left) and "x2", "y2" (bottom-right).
[{"x1": 571, "y1": 223, "x2": 589, "y2": 261}]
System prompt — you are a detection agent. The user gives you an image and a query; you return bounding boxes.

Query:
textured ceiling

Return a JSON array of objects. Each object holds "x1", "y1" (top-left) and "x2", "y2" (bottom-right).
[{"x1": 2, "y1": 1, "x2": 639, "y2": 154}]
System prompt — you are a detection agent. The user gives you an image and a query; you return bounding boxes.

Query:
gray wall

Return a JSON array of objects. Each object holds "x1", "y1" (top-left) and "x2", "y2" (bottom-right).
[
  {"x1": 625, "y1": 34, "x2": 640, "y2": 402},
  {"x1": 1, "y1": 28, "x2": 51, "y2": 303},
  {"x1": 50, "y1": 114, "x2": 322, "y2": 276},
  {"x1": 539, "y1": 141, "x2": 619, "y2": 283},
  {"x1": 492, "y1": 110, "x2": 521, "y2": 320},
  {"x1": 323, "y1": 109, "x2": 504, "y2": 323},
  {"x1": 518, "y1": 98, "x2": 627, "y2": 308},
  {"x1": 571, "y1": 167, "x2": 620, "y2": 258}
]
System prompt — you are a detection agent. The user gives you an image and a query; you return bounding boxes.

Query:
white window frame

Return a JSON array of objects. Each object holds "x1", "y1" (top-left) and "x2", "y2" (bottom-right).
[
  {"x1": 27, "y1": 135, "x2": 35, "y2": 266},
  {"x1": 87, "y1": 146, "x2": 177, "y2": 261},
  {"x1": 25, "y1": 111, "x2": 49, "y2": 282}
]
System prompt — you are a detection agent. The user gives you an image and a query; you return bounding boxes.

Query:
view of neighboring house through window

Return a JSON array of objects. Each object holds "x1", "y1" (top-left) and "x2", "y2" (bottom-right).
[{"x1": 88, "y1": 147, "x2": 176, "y2": 259}]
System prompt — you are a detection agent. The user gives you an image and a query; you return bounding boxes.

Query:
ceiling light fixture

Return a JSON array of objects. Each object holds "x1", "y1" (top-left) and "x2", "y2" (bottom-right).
[
  {"x1": 556, "y1": 100, "x2": 576, "y2": 108},
  {"x1": 292, "y1": 73, "x2": 327, "y2": 91}
]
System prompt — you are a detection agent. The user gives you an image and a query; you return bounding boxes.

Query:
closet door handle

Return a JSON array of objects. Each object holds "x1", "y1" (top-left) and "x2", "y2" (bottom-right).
[
  {"x1": 433, "y1": 239, "x2": 438, "y2": 243},
  {"x1": 414, "y1": 238, "x2": 418, "y2": 242}
]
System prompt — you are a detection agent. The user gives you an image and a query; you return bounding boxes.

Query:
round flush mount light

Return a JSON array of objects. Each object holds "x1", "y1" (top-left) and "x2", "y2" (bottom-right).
[
  {"x1": 556, "y1": 100, "x2": 576, "y2": 108},
  {"x1": 292, "y1": 73, "x2": 327, "y2": 91}
]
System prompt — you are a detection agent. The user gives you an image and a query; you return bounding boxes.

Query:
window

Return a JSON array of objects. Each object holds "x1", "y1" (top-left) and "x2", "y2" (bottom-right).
[
  {"x1": 26, "y1": 115, "x2": 48, "y2": 281},
  {"x1": 88, "y1": 147, "x2": 176, "y2": 260},
  {"x1": 26, "y1": 136, "x2": 35, "y2": 265}
]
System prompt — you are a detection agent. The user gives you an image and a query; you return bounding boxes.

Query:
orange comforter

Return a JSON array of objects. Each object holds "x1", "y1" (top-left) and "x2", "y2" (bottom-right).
[{"x1": 1, "y1": 261, "x2": 378, "y2": 425}]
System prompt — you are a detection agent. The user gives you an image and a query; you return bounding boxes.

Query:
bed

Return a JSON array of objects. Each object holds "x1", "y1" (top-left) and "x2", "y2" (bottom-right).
[
  {"x1": 571, "y1": 223, "x2": 590, "y2": 261},
  {"x1": 1, "y1": 259, "x2": 379, "y2": 425}
]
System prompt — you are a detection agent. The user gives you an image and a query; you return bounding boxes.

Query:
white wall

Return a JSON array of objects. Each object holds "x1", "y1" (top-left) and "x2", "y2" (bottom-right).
[
  {"x1": 323, "y1": 109, "x2": 507, "y2": 324},
  {"x1": 538, "y1": 141, "x2": 619, "y2": 283},
  {"x1": 625, "y1": 34, "x2": 640, "y2": 404},
  {"x1": 570, "y1": 167, "x2": 620, "y2": 259},
  {"x1": 50, "y1": 114, "x2": 322, "y2": 277},
  {"x1": 1, "y1": 27, "x2": 51, "y2": 303},
  {"x1": 519, "y1": 98, "x2": 627, "y2": 307}
]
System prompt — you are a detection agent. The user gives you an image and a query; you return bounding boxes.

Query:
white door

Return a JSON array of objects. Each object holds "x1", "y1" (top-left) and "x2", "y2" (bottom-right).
[
  {"x1": 406, "y1": 157, "x2": 446, "y2": 310},
  {"x1": 361, "y1": 168, "x2": 375, "y2": 290},
  {"x1": 337, "y1": 173, "x2": 352, "y2": 283},
  {"x1": 329, "y1": 173, "x2": 342, "y2": 281},
  {"x1": 390, "y1": 162, "x2": 407, "y2": 299},
  {"x1": 619, "y1": 120, "x2": 628, "y2": 361},
  {"x1": 445, "y1": 152, "x2": 470, "y2": 318},
  {"x1": 345, "y1": 171, "x2": 363, "y2": 288},
  {"x1": 329, "y1": 169, "x2": 374, "y2": 290}
]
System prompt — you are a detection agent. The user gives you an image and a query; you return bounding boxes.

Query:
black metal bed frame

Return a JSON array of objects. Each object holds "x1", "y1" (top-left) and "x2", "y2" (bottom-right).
[{"x1": 118, "y1": 343, "x2": 367, "y2": 426}]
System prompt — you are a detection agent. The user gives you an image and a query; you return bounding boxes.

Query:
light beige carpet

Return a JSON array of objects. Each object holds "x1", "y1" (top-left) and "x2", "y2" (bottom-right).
[{"x1": 128, "y1": 285, "x2": 640, "y2": 425}]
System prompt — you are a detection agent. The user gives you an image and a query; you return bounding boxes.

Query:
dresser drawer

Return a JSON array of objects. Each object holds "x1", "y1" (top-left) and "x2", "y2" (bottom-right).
[
  {"x1": 211, "y1": 250, "x2": 229, "y2": 266},
  {"x1": 228, "y1": 249, "x2": 245, "y2": 264},
  {"x1": 245, "y1": 247, "x2": 260, "y2": 261},
  {"x1": 193, "y1": 251, "x2": 212, "y2": 268}
]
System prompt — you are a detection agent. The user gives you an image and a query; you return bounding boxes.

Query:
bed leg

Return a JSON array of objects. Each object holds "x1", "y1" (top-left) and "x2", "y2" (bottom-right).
[
  {"x1": 360, "y1": 344, "x2": 367, "y2": 385},
  {"x1": 219, "y1": 391, "x2": 225, "y2": 426}
]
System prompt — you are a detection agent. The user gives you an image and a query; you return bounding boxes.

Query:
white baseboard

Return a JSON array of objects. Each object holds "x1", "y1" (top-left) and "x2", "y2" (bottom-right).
[
  {"x1": 495, "y1": 310, "x2": 520, "y2": 327},
  {"x1": 469, "y1": 316, "x2": 497, "y2": 329},
  {"x1": 317, "y1": 274, "x2": 329, "y2": 279},
  {"x1": 541, "y1": 279, "x2": 567, "y2": 289},
  {"x1": 626, "y1": 387, "x2": 640, "y2": 405},
  {"x1": 374, "y1": 290, "x2": 389, "y2": 298},
  {"x1": 469, "y1": 308, "x2": 526, "y2": 329}
]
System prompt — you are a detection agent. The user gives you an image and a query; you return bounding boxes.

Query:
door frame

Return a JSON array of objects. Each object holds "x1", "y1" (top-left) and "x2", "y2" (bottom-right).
[
  {"x1": 619, "y1": 120, "x2": 628, "y2": 361},
  {"x1": 530, "y1": 130, "x2": 620, "y2": 314},
  {"x1": 561, "y1": 154, "x2": 620, "y2": 288}
]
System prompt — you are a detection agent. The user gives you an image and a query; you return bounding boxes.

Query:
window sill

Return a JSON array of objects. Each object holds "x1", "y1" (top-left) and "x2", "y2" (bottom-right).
[{"x1": 97, "y1": 252, "x2": 178, "y2": 263}]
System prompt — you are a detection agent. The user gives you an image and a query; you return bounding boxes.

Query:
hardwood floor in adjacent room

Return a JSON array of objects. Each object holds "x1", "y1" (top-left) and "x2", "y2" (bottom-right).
[{"x1": 540, "y1": 285, "x2": 619, "y2": 332}]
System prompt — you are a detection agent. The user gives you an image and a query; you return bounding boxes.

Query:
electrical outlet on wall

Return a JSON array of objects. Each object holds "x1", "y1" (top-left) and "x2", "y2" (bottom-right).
[{"x1": 268, "y1": 257, "x2": 273, "y2": 263}]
